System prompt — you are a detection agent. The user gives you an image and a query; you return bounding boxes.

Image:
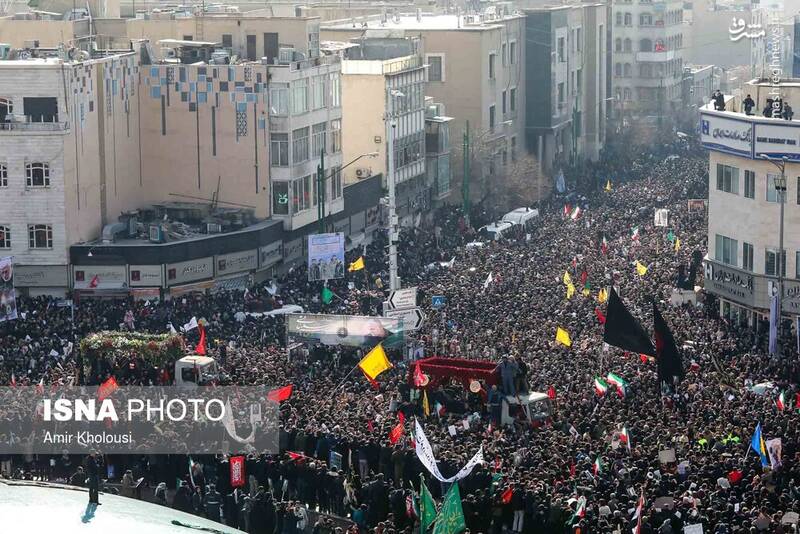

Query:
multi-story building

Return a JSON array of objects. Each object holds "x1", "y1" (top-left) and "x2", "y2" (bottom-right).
[
  {"x1": 610, "y1": 0, "x2": 685, "y2": 123},
  {"x1": 322, "y1": 11, "x2": 526, "y2": 205},
  {"x1": 425, "y1": 98, "x2": 453, "y2": 207},
  {"x1": 524, "y1": 4, "x2": 608, "y2": 174},
  {"x1": 700, "y1": 80, "x2": 800, "y2": 327}
]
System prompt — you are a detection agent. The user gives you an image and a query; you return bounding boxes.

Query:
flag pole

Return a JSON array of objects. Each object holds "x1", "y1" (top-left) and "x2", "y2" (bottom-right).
[{"x1": 333, "y1": 363, "x2": 360, "y2": 391}]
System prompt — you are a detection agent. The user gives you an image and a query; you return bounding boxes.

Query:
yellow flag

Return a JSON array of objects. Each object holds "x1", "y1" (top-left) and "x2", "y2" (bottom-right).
[
  {"x1": 582, "y1": 287, "x2": 590, "y2": 297},
  {"x1": 635, "y1": 261, "x2": 648, "y2": 276},
  {"x1": 597, "y1": 288, "x2": 608, "y2": 303},
  {"x1": 674, "y1": 238, "x2": 681, "y2": 252},
  {"x1": 605, "y1": 180, "x2": 612, "y2": 192},
  {"x1": 566, "y1": 282, "x2": 576, "y2": 300},
  {"x1": 555, "y1": 327, "x2": 572, "y2": 347},
  {"x1": 358, "y1": 343, "x2": 392, "y2": 380},
  {"x1": 422, "y1": 389, "x2": 430, "y2": 417},
  {"x1": 563, "y1": 271, "x2": 572, "y2": 285},
  {"x1": 348, "y1": 256, "x2": 365, "y2": 272}
]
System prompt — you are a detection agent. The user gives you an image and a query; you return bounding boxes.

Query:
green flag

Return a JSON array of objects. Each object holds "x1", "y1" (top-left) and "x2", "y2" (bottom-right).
[
  {"x1": 432, "y1": 483, "x2": 466, "y2": 534},
  {"x1": 667, "y1": 230, "x2": 676, "y2": 243},
  {"x1": 420, "y1": 476, "x2": 437, "y2": 534},
  {"x1": 321, "y1": 287, "x2": 334, "y2": 304}
]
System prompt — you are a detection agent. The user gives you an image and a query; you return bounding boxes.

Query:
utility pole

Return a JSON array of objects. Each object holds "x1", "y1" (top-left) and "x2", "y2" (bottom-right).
[
  {"x1": 761, "y1": 154, "x2": 788, "y2": 355},
  {"x1": 317, "y1": 148, "x2": 325, "y2": 233},
  {"x1": 572, "y1": 94, "x2": 579, "y2": 164},
  {"x1": 658, "y1": 78, "x2": 664, "y2": 129},
  {"x1": 387, "y1": 91, "x2": 401, "y2": 291},
  {"x1": 462, "y1": 120, "x2": 470, "y2": 227}
]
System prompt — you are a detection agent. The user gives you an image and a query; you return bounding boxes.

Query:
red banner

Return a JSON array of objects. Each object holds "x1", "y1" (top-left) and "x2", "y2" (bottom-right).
[
  {"x1": 230, "y1": 455, "x2": 246, "y2": 488},
  {"x1": 97, "y1": 376, "x2": 119, "y2": 401}
]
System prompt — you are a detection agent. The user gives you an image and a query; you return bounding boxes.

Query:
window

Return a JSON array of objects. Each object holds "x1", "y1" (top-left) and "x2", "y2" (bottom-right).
[
  {"x1": 577, "y1": 69, "x2": 582, "y2": 93},
  {"x1": 329, "y1": 73, "x2": 341, "y2": 108},
  {"x1": 290, "y1": 79, "x2": 308, "y2": 115},
  {"x1": 715, "y1": 164, "x2": 739, "y2": 194},
  {"x1": 615, "y1": 12, "x2": 622, "y2": 25},
  {"x1": 796, "y1": 251, "x2": 800, "y2": 278},
  {"x1": 639, "y1": 13, "x2": 653, "y2": 25},
  {"x1": 270, "y1": 84, "x2": 289, "y2": 116},
  {"x1": 624, "y1": 13, "x2": 632, "y2": 25},
  {"x1": 272, "y1": 181, "x2": 289, "y2": 215},
  {"x1": 330, "y1": 166, "x2": 343, "y2": 200},
  {"x1": 576, "y1": 28, "x2": 582, "y2": 51},
  {"x1": 291, "y1": 175, "x2": 313, "y2": 213},
  {"x1": 765, "y1": 249, "x2": 786, "y2": 277},
  {"x1": 615, "y1": 38, "x2": 622, "y2": 52},
  {"x1": 502, "y1": 43, "x2": 507, "y2": 66},
  {"x1": 743, "y1": 242, "x2": 754, "y2": 271},
  {"x1": 510, "y1": 41, "x2": 516, "y2": 64},
  {"x1": 270, "y1": 133, "x2": 289, "y2": 166},
  {"x1": 558, "y1": 83, "x2": 565, "y2": 105},
  {"x1": 714, "y1": 234, "x2": 738, "y2": 266},
  {"x1": 796, "y1": 176, "x2": 800, "y2": 204},
  {"x1": 623, "y1": 63, "x2": 631, "y2": 77},
  {"x1": 427, "y1": 55, "x2": 444, "y2": 82},
  {"x1": 615, "y1": 63, "x2": 622, "y2": 77},
  {"x1": 489, "y1": 105, "x2": 496, "y2": 128},
  {"x1": 292, "y1": 127, "x2": 309, "y2": 164},
  {"x1": 311, "y1": 76, "x2": 325, "y2": 110},
  {"x1": 744, "y1": 170, "x2": 755, "y2": 198},
  {"x1": 25, "y1": 162, "x2": 50, "y2": 187},
  {"x1": 511, "y1": 136, "x2": 517, "y2": 161},
  {"x1": 222, "y1": 34, "x2": 232, "y2": 48},
  {"x1": 0, "y1": 225, "x2": 9, "y2": 249},
  {"x1": 489, "y1": 53, "x2": 496, "y2": 79},
  {"x1": 28, "y1": 224, "x2": 52, "y2": 249},
  {"x1": 558, "y1": 38, "x2": 565, "y2": 62},
  {"x1": 624, "y1": 38, "x2": 632, "y2": 52},
  {"x1": 330, "y1": 119, "x2": 341, "y2": 153},
  {"x1": 624, "y1": 88, "x2": 632, "y2": 101},
  {"x1": 311, "y1": 122, "x2": 326, "y2": 157},
  {"x1": 0, "y1": 163, "x2": 6, "y2": 187},
  {"x1": 639, "y1": 39, "x2": 653, "y2": 52},
  {"x1": 0, "y1": 97, "x2": 11, "y2": 122},
  {"x1": 510, "y1": 88, "x2": 516, "y2": 112},
  {"x1": 502, "y1": 91, "x2": 507, "y2": 114},
  {"x1": 766, "y1": 173, "x2": 779, "y2": 202}
]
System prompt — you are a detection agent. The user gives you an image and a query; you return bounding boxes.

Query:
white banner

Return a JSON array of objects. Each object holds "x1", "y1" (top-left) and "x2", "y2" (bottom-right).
[
  {"x1": 654, "y1": 208, "x2": 669, "y2": 227},
  {"x1": 766, "y1": 438, "x2": 782, "y2": 470},
  {"x1": 414, "y1": 418, "x2": 483, "y2": 482}
]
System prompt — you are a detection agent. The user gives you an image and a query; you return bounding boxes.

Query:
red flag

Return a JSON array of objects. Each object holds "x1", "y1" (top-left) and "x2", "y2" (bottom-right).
[
  {"x1": 367, "y1": 420, "x2": 375, "y2": 432},
  {"x1": 230, "y1": 455, "x2": 246, "y2": 487},
  {"x1": 569, "y1": 460, "x2": 576, "y2": 478},
  {"x1": 97, "y1": 376, "x2": 119, "y2": 400},
  {"x1": 397, "y1": 411, "x2": 406, "y2": 426},
  {"x1": 413, "y1": 362, "x2": 426, "y2": 387},
  {"x1": 287, "y1": 451, "x2": 308, "y2": 462},
  {"x1": 195, "y1": 324, "x2": 207, "y2": 355},
  {"x1": 10, "y1": 373, "x2": 16, "y2": 387},
  {"x1": 89, "y1": 275, "x2": 99, "y2": 288},
  {"x1": 388, "y1": 422, "x2": 404, "y2": 445},
  {"x1": 267, "y1": 384, "x2": 293, "y2": 402},
  {"x1": 796, "y1": 392, "x2": 800, "y2": 409},
  {"x1": 547, "y1": 385, "x2": 556, "y2": 400},
  {"x1": 494, "y1": 457, "x2": 502, "y2": 471},
  {"x1": 639, "y1": 354, "x2": 648, "y2": 363},
  {"x1": 501, "y1": 487, "x2": 514, "y2": 504},
  {"x1": 580, "y1": 271, "x2": 588, "y2": 285},
  {"x1": 727, "y1": 469, "x2": 743, "y2": 484},
  {"x1": 594, "y1": 307, "x2": 606, "y2": 324}
]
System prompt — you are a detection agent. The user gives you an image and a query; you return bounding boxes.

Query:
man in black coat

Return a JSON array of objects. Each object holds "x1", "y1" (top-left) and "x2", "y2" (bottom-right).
[{"x1": 85, "y1": 452, "x2": 100, "y2": 505}]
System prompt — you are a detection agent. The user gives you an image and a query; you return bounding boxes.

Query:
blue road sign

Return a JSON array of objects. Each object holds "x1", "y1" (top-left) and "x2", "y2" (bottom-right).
[{"x1": 431, "y1": 295, "x2": 446, "y2": 309}]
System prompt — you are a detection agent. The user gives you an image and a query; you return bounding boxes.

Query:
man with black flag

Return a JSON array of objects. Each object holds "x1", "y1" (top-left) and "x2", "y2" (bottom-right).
[{"x1": 653, "y1": 303, "x2": 685, "y2": 389}]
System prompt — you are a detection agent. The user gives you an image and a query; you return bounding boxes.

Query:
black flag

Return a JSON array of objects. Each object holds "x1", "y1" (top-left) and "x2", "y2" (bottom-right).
[
  {"x1": 653, "y1": 303, "x2": 685, "y2": 382},
  {"x1": 603, "y1": 287, "x2": 656, "y2": 355}
]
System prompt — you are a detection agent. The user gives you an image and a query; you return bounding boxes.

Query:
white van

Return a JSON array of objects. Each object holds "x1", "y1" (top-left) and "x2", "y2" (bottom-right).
[
  {"x1": 502, "y1": 207, "x2": 539, "y2": 228},
  {"x1": 175, "y1": 355, "x2": 219, "y2": 388},
  {"x1": 478, "y1": 221, "x2": 514, "y2": 241}
]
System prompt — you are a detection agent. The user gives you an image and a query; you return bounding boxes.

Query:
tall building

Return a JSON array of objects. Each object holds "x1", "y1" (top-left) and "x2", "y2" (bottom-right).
[
  {"x1": 610, "y1": 0, "x2": 685, "y2": 124},
  {"x1": 700, "y1": 80, "x2": 800, "y2": 326},
  {"x1": 524, "y1": 4, "x2": 608, "y2": 174}
]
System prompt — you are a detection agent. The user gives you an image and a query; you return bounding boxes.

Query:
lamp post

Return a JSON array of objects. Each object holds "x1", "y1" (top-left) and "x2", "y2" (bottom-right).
[
  {"x1": 760, "y1": 154, "x2": 788, "y2": 352},
  {"x1": 315, "y1": 151, "x2": 379, "y2": 234},
  {"x1": 387, "y1": 89, "x2": 405, "y2": 291}
]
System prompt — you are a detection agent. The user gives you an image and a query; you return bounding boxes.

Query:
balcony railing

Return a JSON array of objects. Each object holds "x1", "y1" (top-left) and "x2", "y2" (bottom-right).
[{"x1": 0, "y1": 120, "x2": 69, "y2": 132}]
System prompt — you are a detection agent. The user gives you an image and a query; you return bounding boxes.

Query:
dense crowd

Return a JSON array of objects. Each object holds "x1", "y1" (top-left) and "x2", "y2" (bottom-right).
[{"x1": 2, "y1": 137, "x2": 800, "y2": 534}]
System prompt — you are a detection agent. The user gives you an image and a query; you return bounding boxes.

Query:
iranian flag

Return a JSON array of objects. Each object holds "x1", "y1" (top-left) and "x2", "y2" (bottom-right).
[
  {"x1": 631, "y1": 492, "x2": 645, "y2": 534},
  {"x1": 607, "y1": 372, "x2": 629, "y2": 397},
  {"x1": 620, "y1": 426, "x2": 631, "y2": 452},
  {"x1": 570, "y1": 206, "x2": 582, "y2": 220},
  {"x1": 630, "y1": 227, "x2": 640, "y2": 241},
  {"x1": 777, "y1": 390, "x2": 786, "y2": 411},
  {"x1": 601, "y1": 235, "x2": 608, "y2": 254},
  {"x1": 594, "y1": 377, "x2": 609, "y2": 396},
  {"x1": 563, "y1": 204, "x2": 572, "y2": 217},
  {"x1": 568, "y1": 496, "x2": 587, "y2": 526},
  {"x1": 593, "y1": 457, "x2": 603, "y2": 476}
]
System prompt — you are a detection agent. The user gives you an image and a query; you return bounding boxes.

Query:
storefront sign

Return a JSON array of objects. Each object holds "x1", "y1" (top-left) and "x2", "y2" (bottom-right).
[
  {"x1": 333, "y1": 218, "x2": 350, "y2": 236},
  {"x1": 259, "y1": 241, "x2": 283, "y2": 269},
  {"x1": 129, "y1": 265, "x2": 164, "y2": 287},
  {"x1": 283, "y1": 238, "x2": 303, "y2": 263},
  {"x1": 753, "y1": 122, "x2": 800, "y2": 161},
  {"x1": 165, "y1": 257, "x2": 213, "y2": 286},
  {"x1": 704, "y1": 261, "x2": 755, "y2": 306},
  {"x1": 14, "y1": 265, "x2": 69, "y2": 287},
  {"x1": 73, "y1": 265, "x2": 128, "y2": 290},
  {"x1": 700, "y1": 113, "x2": 753, "y2": 157},
  {"x1": 216, "y1": 249, "x2": 258, "y2": 276}
]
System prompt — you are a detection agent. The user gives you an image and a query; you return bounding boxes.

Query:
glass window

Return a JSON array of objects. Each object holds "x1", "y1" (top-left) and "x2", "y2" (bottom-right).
[
  {"x1": 292, "y1": 175, "x2": 313, "y2": 213},
  {"x1": 0, "y1": 225, "x2": 9, "y2": 248},
  {"x1": 311, "y1": 122, "x2": 326, "y2": 157},
  {"x1": 714, "y1": 234, "x2": 737, "y2": 266},
  {"x1": 428, "y1": 56, "x2": 443, "y2": 82},
  {"x1": 510, "y1": 88, "x2": 516, "y2": 112},
  {"x1": 765, "y1": 248, "x2": 786, "y2": 276},
  {"x1": 502, "y1": 43, "x2": 507, "y2": 66},
  {"x1": 311, "y1": 76, "x2": 325, "y2": 110},
  {"x1": 329, "y1": 73, "x2": 341, "y2": 108},
  {"x1": 744, "y1": 170, "x2": 755, "y2": 199},
  {"x1": 292, "y1": 127, "x2": 309, "y2": 163},
  {"x1": 715, "y1": 164, "x2": 739, "y2": 194},
  {"x1": 28, "y1": 224, "x2": 52, "y2": 249},
  {"x1": 270, "y1": 84, "x2": 289, "y2": 116},
  {"x1": 330, "y1": 166, "x2": 342, "y2": 200},
  {"x1": 489, "y1": 53, "x2": 496, "y2": 79},
  {"x1": 222, "y1": 34, "x2": 232, "y2": 48},
  {"x1": 502, "y1": 91, "x2": 507, "y2": 114},
  {"x1": 489, "y1": 105, "x2": 496, "y2": 128},
  {"x1": 510, "y1": 42, "x2": 516, "y2": 64},
  {"x1": 558, "y1": 38, "x2": 565, "y2": 62},
  {"x1": 766, "y1": 173, "x2": 778, "y2": 202},
  {"x1": 25, "y1": 163, "x2": 50, "y2": 187},
  {"x1": 330, "y1": 119, "x2": 341, "y2": 153},
  {"x1": 272, "y1": 181, "x2": 289, "y2": 215},
  {"x1": 743, "y1": 242, "x2": 754, "y2": 271},
  {"x1": 270, "y1": 133, "x2": 289, "y2": 166},
  {"x1": 290, "y1": 79, "x2": 308, "y2": 115},
  {"x1": 0, "y1": 163, "x2": 6, "y2": 187}
]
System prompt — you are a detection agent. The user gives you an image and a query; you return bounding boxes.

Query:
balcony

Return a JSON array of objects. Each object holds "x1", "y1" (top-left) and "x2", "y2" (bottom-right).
[
  {"x1": 0, "y1": 120, "x2": 69, "y2": 133},
  {"x1": 636, "y1": 50, "x2": 676, "y2": 62}
]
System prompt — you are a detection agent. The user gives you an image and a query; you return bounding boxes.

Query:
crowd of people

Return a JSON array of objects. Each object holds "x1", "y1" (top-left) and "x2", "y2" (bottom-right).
[{"x1": 2, "y1": 137, "x2": 800, "y2": 534}]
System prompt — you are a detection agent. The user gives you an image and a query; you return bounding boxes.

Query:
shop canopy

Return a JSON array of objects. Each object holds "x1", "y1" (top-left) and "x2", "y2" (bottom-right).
[{"x1": 410, "y1": 357, "x2": 499, "y2": 388}]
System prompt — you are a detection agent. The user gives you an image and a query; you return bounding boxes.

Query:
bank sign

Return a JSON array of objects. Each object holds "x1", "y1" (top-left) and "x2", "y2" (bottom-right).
[
  {"x1": 700, "y1": 113, "x2": 753, "y2": 158},
  {"x1": 753, "y1": 122, "x2": 800, "y2": 162}
]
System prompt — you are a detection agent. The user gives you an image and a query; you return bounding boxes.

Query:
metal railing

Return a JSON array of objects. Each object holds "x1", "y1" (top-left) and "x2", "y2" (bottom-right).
[{"x1": 0, "y1": 121, "x2": 69, "y2": 132}]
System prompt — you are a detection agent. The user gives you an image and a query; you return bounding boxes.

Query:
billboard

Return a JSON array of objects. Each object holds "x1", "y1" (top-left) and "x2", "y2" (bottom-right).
[
  {"x1": 753, "y1": 122, "x2": 800, "y2": 162},
  {"x1": 0, "y1": 256, "x2": 17, "y2": 322},
  {"x1": 307, "y1": 233, "x2": 345, "y2": 281},
  {"x1": 287, "y1": 313, "x2": 403, "y2": 347},
  {"x1": 700, "y1": 112, "x2": 753, "y2": 158}
]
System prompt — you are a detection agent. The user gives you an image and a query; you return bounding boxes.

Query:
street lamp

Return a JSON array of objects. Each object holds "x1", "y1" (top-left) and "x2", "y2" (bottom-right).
[
  {"x1": 760, "y1": 153, "x2": 788, "y2": 355},
  {"x1": 387, "y1": 89, "x2": 405, "y2": 291},
  {"x1": 462, "y1": 120, "x2": 513, "y2": 227},
  {"x1": 316, "y1": 152, "x2": 379, "y2": 233}
]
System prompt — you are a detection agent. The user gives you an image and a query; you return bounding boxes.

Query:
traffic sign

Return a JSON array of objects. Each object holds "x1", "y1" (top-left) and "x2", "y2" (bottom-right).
[
  {"x1": 431, "y1": 295, "x2": 446, "y2": 309},
  {"x1": 387, "y1": 286, "x2": 417, "y2": 310},
  {"x1": 384, "y1": 307, "x2": 426, "y2": 330}
]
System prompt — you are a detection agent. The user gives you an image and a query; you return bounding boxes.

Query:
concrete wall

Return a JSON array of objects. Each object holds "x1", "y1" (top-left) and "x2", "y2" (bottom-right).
[
  {"x1": 341, "y1": 73, "x2": 385, "y2": 185},
  {"x1": 0, "y1": 19, "x2": 86, "y2": 48}
]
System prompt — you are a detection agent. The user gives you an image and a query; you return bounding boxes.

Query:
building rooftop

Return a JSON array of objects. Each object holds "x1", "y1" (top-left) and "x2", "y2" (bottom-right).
[{"x1": 323, "y1": 11, "x2": 524, "y2": 32}]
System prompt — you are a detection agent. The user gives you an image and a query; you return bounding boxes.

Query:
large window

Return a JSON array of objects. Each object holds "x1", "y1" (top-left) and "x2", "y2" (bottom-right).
[
  {"x1": 0, "y1": 97, "x2": 11, "y2": 122},
  {"x1": 615, "y1": 38, "x2": 622, "y2": 52},
  {"x1": 28, "y1": 224, "x2": 52, "y2": 249},
  {"x1": 291, "y1": 175, "x2": 313, "y2": 213},
  {"x1": 716, "y1": 164, "x2": 739, "y2": 194},
  {"x1": 510, "y1": 88, "x2": 516, "y2": 112},
  {"x1": 394, "y1": 132, "x2": 424, "y2": 170},
  {"x1": 272, "y1": 181, "x2": 289, "y2": 215},
  {"x1": 743, "y1": 242, "x2": 754, "y2": 271},
  {"x1": 558, "y1": 37, "x2": 565, "y2": 62},
  {"x1": 427, "y1": 55, "x2": 443, "y2": 82},
  {"x1": 329, "y1": 73, "x2": 341, "y2": 108},
  {"x1": 0, "y1": 225, "x2": 9, "y2": 248},
  {"x1": 0, "y1": 163, "x2": 6, "y2": 187},
  {"x1": 270, "y1": 133, "x2": 289, "y2": 166},
  {"x1": 639, "y1": 13, "x2": 653, "y2": 26},
  {"x1": 510, "y1": 41, "x2": 516, "y2": 64},
  {"x1": 311, "y1": 76, "x2": 325, "y2": 110},
  {"x1": 766, "y1": 173, "x2": 779, "y2": 202},
  {"x1": 290, "y1": 79, "x2": 308, "y2": 115},
  {"x1": 489, "y1": 105, "x2": 496, "y2": 128},
  {"x1": 311, "y1": 122, "x2": 326, "y2": 157},
  {"x1": 292, "y1": 127, "x2": 309, "y2": 164},
  {"x1": 489, "y1": 53, "x2": 496, "y2": 79},
  {"x1": 25, "y1": 162, "x2": 50, "y2": 187},
  {"x1": 714, "y1": 234, "x2": 737, "y2": 266},
  {"x1": 744, "y1": 170, "x2": 755, "y2": 199},
  {"x1": 765, "y1": 248, "x2": 786, "y2": 277},
  {"x1": 270, "y1": 85, "x2": 288, "y2": 116},
  {"x1": 330, "y1": 119, "x2": 341, "y2": 153},
  {"x1": 330, "y1": 166, "x2": 342, "y2": 200},
  {"x1": 502, "y1": 91, "x2": 507, "y2": 114}
]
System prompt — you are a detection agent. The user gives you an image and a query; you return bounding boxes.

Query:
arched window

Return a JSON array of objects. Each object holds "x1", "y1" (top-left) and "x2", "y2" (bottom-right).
[
  {"x1": 615, "y1": 62, "x2": 622, "y2": 77},
  {"x1": 615, "y1": 12, "x2": 622, "y2": 25},
  {"x1": 615, "y1": 38, "x2": 622, "y2": 52},
  {"x1": 639, "y1": 39, "x2": 653, "y2": 52},
  {"x1": 624, "y1": 38, "x2": 632, "y2": 52}
]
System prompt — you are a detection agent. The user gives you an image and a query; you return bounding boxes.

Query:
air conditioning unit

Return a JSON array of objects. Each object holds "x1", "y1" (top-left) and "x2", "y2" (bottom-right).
[
  {"x1": 149, "y1": 225, "x2": 164, "y2": 243},
  {"x1": 277, "y1": 47, "x2": 295, "y2": 65},
  {"x1": 355, "y1": 167, "x2": 372, "y2": 179},
  {"x1": 206, "y1": 223, "x2": 222, "y2": 233}
]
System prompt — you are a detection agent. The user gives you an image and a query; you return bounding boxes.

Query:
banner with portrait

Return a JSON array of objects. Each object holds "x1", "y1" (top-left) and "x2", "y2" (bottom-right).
[
  {"x1": 287, "y1": 313, "x2": 403, "y2": 347},
  {"x1": 0, "y1": 256, "x2": 17, "y2": 322},
  {"x1": 308, "y1": 233, "x2": 345, "y2": 281}
]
